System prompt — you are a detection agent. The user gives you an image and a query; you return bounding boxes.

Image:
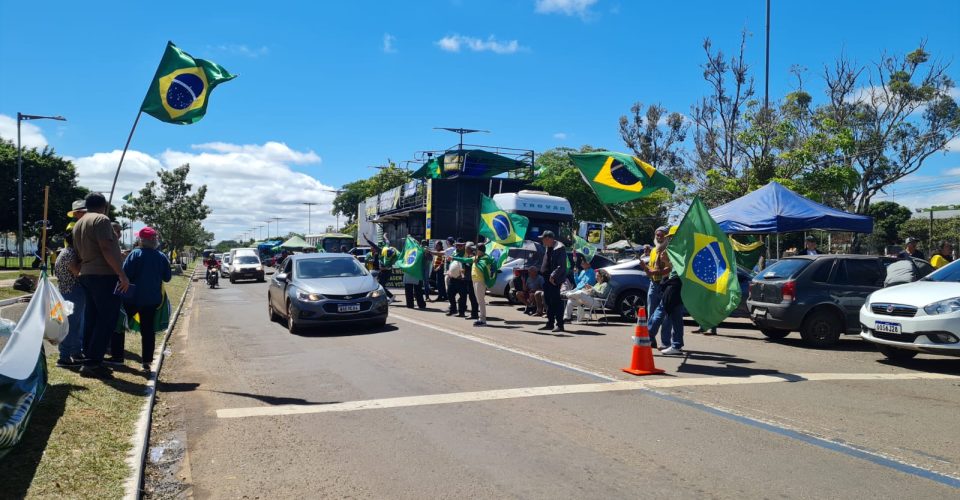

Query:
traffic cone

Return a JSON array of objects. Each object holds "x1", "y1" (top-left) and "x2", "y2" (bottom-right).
[{"x1": 622, "y1": 307, "x2": 665, "y2": 376}]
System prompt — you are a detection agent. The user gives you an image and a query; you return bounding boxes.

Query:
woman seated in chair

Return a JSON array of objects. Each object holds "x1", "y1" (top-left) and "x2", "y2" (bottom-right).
[{"x1": 563, "y1": 269, "x2": 610, "y2": 321}]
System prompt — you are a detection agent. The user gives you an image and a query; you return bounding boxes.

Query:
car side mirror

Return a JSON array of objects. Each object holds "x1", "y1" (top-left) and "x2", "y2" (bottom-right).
[
  {"x1": 276, "y1": 273, "x2": 288, "y2": 282},
  {"x1": 371, "y1": 270, "x2": 380, "y2": 279}
]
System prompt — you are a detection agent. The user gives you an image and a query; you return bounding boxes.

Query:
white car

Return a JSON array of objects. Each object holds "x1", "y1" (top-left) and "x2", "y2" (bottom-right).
[{"x1": 860, "y1": 259, "x2": 960, "y2": 360}]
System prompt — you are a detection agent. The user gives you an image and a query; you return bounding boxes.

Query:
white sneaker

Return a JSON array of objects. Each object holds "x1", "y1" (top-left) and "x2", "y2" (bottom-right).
[{"x1": 660, "y1": 346, "x2": 683, "y2": 355}]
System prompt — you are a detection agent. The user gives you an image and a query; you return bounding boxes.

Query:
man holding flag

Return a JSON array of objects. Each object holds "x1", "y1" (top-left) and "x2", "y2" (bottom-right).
[{"x1": 397, "y1": 236, "x2": 426, "y2": 309}]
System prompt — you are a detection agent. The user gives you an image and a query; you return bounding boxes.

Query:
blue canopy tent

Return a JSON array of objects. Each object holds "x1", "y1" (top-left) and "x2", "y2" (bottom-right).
[{"x1": 708, "y1": 182, "x2": 873, "y2": 234}]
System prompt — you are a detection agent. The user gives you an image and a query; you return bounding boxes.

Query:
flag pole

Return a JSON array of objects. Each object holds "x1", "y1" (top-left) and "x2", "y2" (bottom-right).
[
  {"x1": 40, "y1": 186, "x2": 49, "y2": 271},
  {"x1": 108, "y1": 110, "x2": 143, "y2": 207}
]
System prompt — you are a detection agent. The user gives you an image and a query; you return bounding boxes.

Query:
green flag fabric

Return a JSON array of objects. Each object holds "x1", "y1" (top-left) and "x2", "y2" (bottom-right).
[
  {"x1": 574, "y1": 235, "x2": 598, "y2": 261},
  {"x1": 666, "y1": 198, "x2": 742, "y2": 330},
  {"x1": 141, "y1": 41, "x2": 236, "y2": 124},
  {"x1": 731, "y1": 235, "x2": 764, "y2": 270},
  {"x1": 487, "y1": 241, "x2": 510, "y2": 270},
  {"x1": 411, "y1": 158, "x2": 442, "y2": 179},
  {"x1": 478, "y1": 194, "x2": 528, "y2": 247},
  {"x1": 121, "y1": 192, "x2": 134, "y2": 202},
  {"x1": 569, "y1": 151, "x2": 675, "y2": 204},
  {"x1": 395, "y1": 237, "x2": 424, "y2": 280}
]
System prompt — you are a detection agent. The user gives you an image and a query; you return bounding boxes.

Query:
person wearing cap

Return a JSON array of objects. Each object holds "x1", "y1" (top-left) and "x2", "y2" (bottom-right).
[
  {"x1": 930, "y1": 241, "x2": 954, "y2": 269},
  {"x1": 898, "y1": 237, "x2": 925, "y2": 260},
  {"x1": 116, "y1": 227, "x2": 172, "y2": 372},
  {"x1": 72, "y1": 192, "x2": 130, "y2": 378},
  {"x1": 802, "y1": 236, "x2": 820, "y2": 255},
  {"x1": 64, "y1": 200, "x2": 87, "y2": 238},
  {"x1": 538, "y1": 230, "x2": 568, "y2": 332}
]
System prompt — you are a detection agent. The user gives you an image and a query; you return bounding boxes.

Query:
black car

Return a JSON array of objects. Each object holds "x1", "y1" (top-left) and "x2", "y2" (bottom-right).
[{"x1": 747, "y1": 255, "x2": 889, "y2": 347}]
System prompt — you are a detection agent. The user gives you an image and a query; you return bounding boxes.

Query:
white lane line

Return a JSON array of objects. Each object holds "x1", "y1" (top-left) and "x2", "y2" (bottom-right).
[
  {"x1": 216, "y1": 372, "x2": 959, "y2": 419},
  {"x1": 389, "y1": 312, "x2": 619, "y2": 382}
]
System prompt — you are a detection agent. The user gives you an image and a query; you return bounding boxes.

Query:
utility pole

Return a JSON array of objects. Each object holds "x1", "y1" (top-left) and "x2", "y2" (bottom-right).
[
  {"x1": 302, "y1": 202, "x2": 317, "y2": 234},
  {"x1": 272, "y1": 217, "x2": 283, "y2": 239},
  {"x1": 16, "y1": 112, "x2": 66, "y2": 269}
]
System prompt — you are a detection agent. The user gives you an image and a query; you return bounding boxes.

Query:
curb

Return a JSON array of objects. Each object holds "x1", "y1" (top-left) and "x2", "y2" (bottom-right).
[
  {"x1": 123, "y1": 265, "x2": 200, "y2": 500},
  {"x1": 0, "y1": 294, "x2": 32, "y2": 307}
]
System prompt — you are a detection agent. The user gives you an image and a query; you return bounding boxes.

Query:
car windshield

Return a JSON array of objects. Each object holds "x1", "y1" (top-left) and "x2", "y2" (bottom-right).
[
  {"x1": 297, "y1": 257, "x2": 367, "y2": 279},
  {"x1": 758, "y1": 258, "x2": 810, "y2": 280},
  {"x1": 237, "y1": 256, "x2": 259, "y2": 264},
  {"x1": 922, "y1": 261, "x2": 960, "y2": 282}
]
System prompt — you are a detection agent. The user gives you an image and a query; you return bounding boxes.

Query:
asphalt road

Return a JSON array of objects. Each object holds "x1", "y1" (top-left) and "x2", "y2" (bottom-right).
[{"x1": 151, "y1": 277, "x2": 960, "y2": 499}]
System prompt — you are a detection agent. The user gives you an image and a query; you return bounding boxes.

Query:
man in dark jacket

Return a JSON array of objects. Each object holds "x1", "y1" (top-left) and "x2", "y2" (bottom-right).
[{"x1": 538, "y1": 231, "x2": 567, "y2": 332}]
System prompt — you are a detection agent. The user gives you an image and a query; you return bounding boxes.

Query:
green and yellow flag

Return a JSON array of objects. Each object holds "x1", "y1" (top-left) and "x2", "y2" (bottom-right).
[
  {"x1": 395, "y1": 236, "x2": 424, "y2": 280},
  {"x1": 487, "y1": 241, "x2": 510, "y2": 270},
  {"x1": 412, "y1": 158, "x2": 442, "y2": 179},
  {"x1": 569, "y1": 151, "x2": 675, "y2": 204},
  {"x1": 666, "y1": 198, "x2": 741, "y2": 330},
  {"x1": 479, "y1": 194, "x2": 528, "y2": 247},
  {"x1": 574, "y1": 235, "x2": 598, "y2": 261},
  {"x1": 141, "y1": 42, "x2": 236, "y2": 125}
]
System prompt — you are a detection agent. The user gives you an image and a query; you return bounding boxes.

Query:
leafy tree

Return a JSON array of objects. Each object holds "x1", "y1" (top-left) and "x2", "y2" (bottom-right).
[
  {"x1": 214, "y1": 239, "x2": 243, "y2": 253},
  {"x1": 619, "y1": 102, "x2": 692, "y2": 206},
  {"x1": 0, "y1": 139, "x2": 89, "y2": 246},
  {"x1": 899, "y1": 215, "x2": 960, "y2": 253},
  {"x1": 121, "y1": 164, "x2": 211, "y2": 253},
  {"x1": 862, "y1": 201, "x2": 912, "y2": 253},
  {"x1": 331, "y1": 163, "x2": 411, "y2": 225}
]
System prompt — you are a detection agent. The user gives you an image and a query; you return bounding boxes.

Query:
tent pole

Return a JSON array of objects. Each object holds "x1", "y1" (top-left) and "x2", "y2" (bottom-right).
[{"x1": 776, "y1": 234, "x2": 780, "y2": 259}]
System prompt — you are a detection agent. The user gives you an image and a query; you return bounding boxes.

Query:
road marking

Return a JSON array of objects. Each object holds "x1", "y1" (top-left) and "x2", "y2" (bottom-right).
[{"x1": 215, "y1": 371, "x2": 958, "y2": 419}]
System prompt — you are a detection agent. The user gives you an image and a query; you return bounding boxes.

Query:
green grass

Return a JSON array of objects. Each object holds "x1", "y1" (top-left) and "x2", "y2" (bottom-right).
[
  {"x1": 0, "y1": 260, "x2": 196, "y2": 499},
  {"x1": 0, "y1": 288, "x2": 29, "y2": 300},
  {"x1": 0, "y1": 269, "x2": 42, "y2": 281}
]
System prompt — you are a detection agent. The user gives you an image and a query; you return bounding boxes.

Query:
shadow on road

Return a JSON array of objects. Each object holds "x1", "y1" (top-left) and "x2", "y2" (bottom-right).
[
  {"x1": 877, "y1": 358, "x2": 960, "y2": 375},
  {"x1": 672, "y1": 350, "x2": 798, "y2": 379},
  {"x1": 156, "y1": 382, "x2": 342, "y2": 406},
  {"x1": 0, "y1": 383, "x2": 85, "y2": 500},
  {"x1": 294, "y1": 324, "x2": 400, "y2": 337}
]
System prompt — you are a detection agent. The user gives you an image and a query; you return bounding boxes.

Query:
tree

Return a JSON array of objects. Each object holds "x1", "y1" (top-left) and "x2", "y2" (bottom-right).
[
  {"x1": 214, "y1": 239, "x2": 243, "y2": 253},
  {"x1": 121, "y1": 164, "x2": 211, "y2": 253},
  {"x1": 331, "y1": 163, "x2": 411, "y2": 225},
  {"x1": 0, "y1": 139, "x2": 89, "y2": 245},
  {"x1": 619, "y1": 102, "x2": 692, "y2": 206},
  {"x1": 862, "y1": 201, "x2": 912, "y2": 253}
]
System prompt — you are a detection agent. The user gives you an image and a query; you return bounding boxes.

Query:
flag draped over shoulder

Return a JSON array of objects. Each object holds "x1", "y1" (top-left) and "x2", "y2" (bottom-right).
[
  {"x1": 666, "y1": 198, "x2": 741, "y2": 330},
  {"x1": 395, "y1": 236, "x2": 424, "y2": 280},
  {"x1": 569, "y1": 151, "x2": 675, "y2": 203},
  {"x1": 487, "y1": 241, "x2": 510, "y2": 270},
  {"x1": 478, "y1": 194, "x2": 528, "y2": 247},
  {"x1": 574, "y1": 235, "x2": 597, "y2": 261},
  {"x1": 141, "y1": 41, "x2": 236, "y2": 124}
]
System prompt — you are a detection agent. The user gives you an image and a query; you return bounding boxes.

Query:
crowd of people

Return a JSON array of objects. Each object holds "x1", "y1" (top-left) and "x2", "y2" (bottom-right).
[{"x1": 52, "y1": 192, "x2": 172, "y2": 378}]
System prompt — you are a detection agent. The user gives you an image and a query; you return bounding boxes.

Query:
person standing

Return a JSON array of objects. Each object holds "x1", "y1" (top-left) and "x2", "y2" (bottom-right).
[
  {"x1": 456, "y1": 243, "x2": 495, "y2": 327},
  {"x1": 54, "y1": 232, "x2": 85, "y2": 368},
  {"x1": 898, "y1": 237, "x2": 925, "y2": 260},
  {"x1": 458, "y1": 243, "x2": 480, "y2": 320},
  {"x1": 658, "y1": 268, "x2": 685, "y2": 355},
  {"x1": 802, "y1": 236, "x2": 820, "y2": 255},
  {"x1": 643, "y1": 227, "x2": 670, "y2": 348},
  {"x1": 539, "y1": 231, "x2": 567, "y2": 333},
  {"x1": 446, "y1": 240, "x2": 466, "y2": 316},
  {"x1": 420, "y1": 239, "x2": 433, "y2": 300},
  {"x1": 430, "y1": 240, "x2": 448, "y2": 302},
  {"x1": 931, "y1": 241, "x2": 954, "y2": 269},
  {"x1": 72, "y1": 193, "x2": 130, "y2": 378},
  {"x1": 119, "y1": 227, "x2": 172, "y2": 372}
]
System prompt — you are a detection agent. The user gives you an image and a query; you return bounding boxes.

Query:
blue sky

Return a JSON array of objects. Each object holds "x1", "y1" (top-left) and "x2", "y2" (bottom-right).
[{"x1": 1, "y1": 0, "x2": 958, "y2": 240}]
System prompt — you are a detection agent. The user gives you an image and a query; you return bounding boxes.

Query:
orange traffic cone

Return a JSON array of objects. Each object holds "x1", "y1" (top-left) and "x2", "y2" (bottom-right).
[{"x1": 622, "y1": 307, "x2": 665, "y2": 376}]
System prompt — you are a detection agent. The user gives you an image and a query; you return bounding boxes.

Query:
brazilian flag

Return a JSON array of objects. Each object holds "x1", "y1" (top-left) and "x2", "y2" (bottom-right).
[
  {"x1": 487, "y1": 241, "x2": 510, "y2": 270},
  {"x1": 395, "y1": 237, "x2": 424, "y2": 280},
  {"x1": 411, "y1": 158, "x2": 442, "y2": 179},
  {"x1": 666, "y1": 198, "x2": 741, "y2": 330},
  {"x1": 574, "y1": 235, "x2": 598, "y2": 261},
  {"x1": 569, "y1": 151, "x2": 675, "y2": 204},
  {"x1": 478, "y1": 194, "x2": 528, "y2": 247},
  {"x1": 141, "y1": 41, "x2": 236, "y2": 125}
]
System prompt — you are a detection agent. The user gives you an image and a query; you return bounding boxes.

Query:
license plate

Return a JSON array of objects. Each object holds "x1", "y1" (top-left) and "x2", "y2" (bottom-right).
[
  {"x1": 875, "y1": 321, "x2": 901, "y2": 334},
  {"x1": 338, "y1": 304, "x2": 361, "y2": 313},
  {"x1": 752, "y1": 307, "x2": 767, "y2": 318}
]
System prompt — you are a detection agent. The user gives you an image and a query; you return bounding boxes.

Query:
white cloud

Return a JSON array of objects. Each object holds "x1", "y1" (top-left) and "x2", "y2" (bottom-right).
[
  {"x1": 72, "y1": 142, "x2": 338, "y2": 241},
  {"x1": 553, "y1": 132, "x2": 568, "y2": 140},
  {"x1": 0, "y1": 114, "x2": 49, "y2": 149},
  {"x1": 209, "y1": 44, "x2": 269, "y2": 58},
  {"x1": 436, "y1": 34, "x2": 524, "y2": 54},
  {"x1": 382, "y1": 33, "x2": 397, "y2": 54},
  {"x1": 534, "y1": 0, "x2": 597, "y2": 17},
  {"x1": 945, "y1": 136, "x2": 960, "y2": 152}
]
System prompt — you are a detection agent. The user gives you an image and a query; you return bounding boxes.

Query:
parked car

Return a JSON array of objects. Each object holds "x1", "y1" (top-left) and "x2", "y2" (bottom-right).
[
  {"x1": 220, "y1": 253, "x2": 233, "y2": 278},
  {"x1": 267, "y1": 253, "x2": 389, "y2": 333},
  {"x1": 349, "y1": 246, "x2": 371, "y2": 263},
  {"x1": 603, "y1": 259, "x2": 652, "y2": 321},
  {"x1": 230, "y1": 252, "x2": 265, "y2": 283},
  {"x1": 860, "y1": 259, "x2": 960, "y2": 361},
  {"x1": 747, "y1": 255, "x2": 890, "y2": 347}
]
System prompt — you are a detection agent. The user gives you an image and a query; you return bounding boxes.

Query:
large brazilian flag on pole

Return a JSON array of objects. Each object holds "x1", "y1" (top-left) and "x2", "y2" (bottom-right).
[
  {"x1": 478, "y1": 194, "x2": 528, "y2": 247},
  {"x1": 395, "y1": 236, "x2": 424, "y2": 280},
  {"x1": 141, "y1": 42, "x2": 236, "y2": 124},
  {"x1": 666, "y1": 198, "x2": 742, "y2": 330},
  {"x1": 569, "y1": 151, "x2": 675, "y2": 204}
]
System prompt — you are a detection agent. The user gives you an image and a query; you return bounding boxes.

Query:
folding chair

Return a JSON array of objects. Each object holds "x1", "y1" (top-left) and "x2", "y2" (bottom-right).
[{"x1": 581, "y1": 297, "x2": 609, "y2": 325}]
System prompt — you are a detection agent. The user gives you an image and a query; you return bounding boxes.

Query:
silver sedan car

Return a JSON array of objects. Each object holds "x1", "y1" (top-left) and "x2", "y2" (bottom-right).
[{"x1": 267, "y1": 253, "x2": 389, "y2": 333}]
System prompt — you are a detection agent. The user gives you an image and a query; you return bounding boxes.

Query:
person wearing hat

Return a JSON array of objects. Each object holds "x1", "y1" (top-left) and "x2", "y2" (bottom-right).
[
  {"x1": 642, "y1": 226, "x2": 671, "y2": 348},
  {"x1": 802, "y1": 236, "x2": 820, "y2": 255},
  {"x1": 898, "y1": 237, "x2": 925, "y2": 260},
  {"x1": 72, "y1": 192, "x2": 130, "y2": 378},
  {"x1": 116, "y1": 227, "x2": 172, "y2": 372},
  {"x1": 538, "y1": 230, "x2": 568, "y2": 332}
]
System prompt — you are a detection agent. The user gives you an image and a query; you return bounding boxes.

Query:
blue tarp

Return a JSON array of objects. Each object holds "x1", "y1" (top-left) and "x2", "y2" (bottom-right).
[{"x1": 708, "y1": 182, "x2": 874, "y2": 234}]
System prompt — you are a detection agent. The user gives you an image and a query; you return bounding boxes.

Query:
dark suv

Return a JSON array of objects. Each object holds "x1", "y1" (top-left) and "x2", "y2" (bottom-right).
[{"x1": 747, "y1": 255, "x2": 887, "y2": 347}]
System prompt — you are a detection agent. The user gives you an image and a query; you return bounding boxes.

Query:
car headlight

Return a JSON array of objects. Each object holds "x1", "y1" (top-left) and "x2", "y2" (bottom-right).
[
  {"x1": 297, "y1": 291, "x2": 326, "y2": 302},
  {"x1": 256, "y1": 265, "x2": 263, "y2": 271},
  {"x1": 367, "y1": 287, "x2": 385, "y2": 298},
  {"x1": 923, "y1": 297, "x2": 960, "y2": 315}
]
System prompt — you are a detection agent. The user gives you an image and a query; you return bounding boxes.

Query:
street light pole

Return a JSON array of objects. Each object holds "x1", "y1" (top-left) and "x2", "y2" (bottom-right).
[
  {"x1": 16, "y1": 112, "x2": 66, "y2": 270},
  {"x1": 272, "y1": 217, "x2": 283, "y2": 239},
  {"x1": 302, "y1": 202, "x2": 317, "y2": 234}
]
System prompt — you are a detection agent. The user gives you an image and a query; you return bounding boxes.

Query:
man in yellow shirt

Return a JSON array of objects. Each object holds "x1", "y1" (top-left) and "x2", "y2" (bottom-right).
[{"x1": 931, "y1": 241, "x2": 954, "y2": 269}]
